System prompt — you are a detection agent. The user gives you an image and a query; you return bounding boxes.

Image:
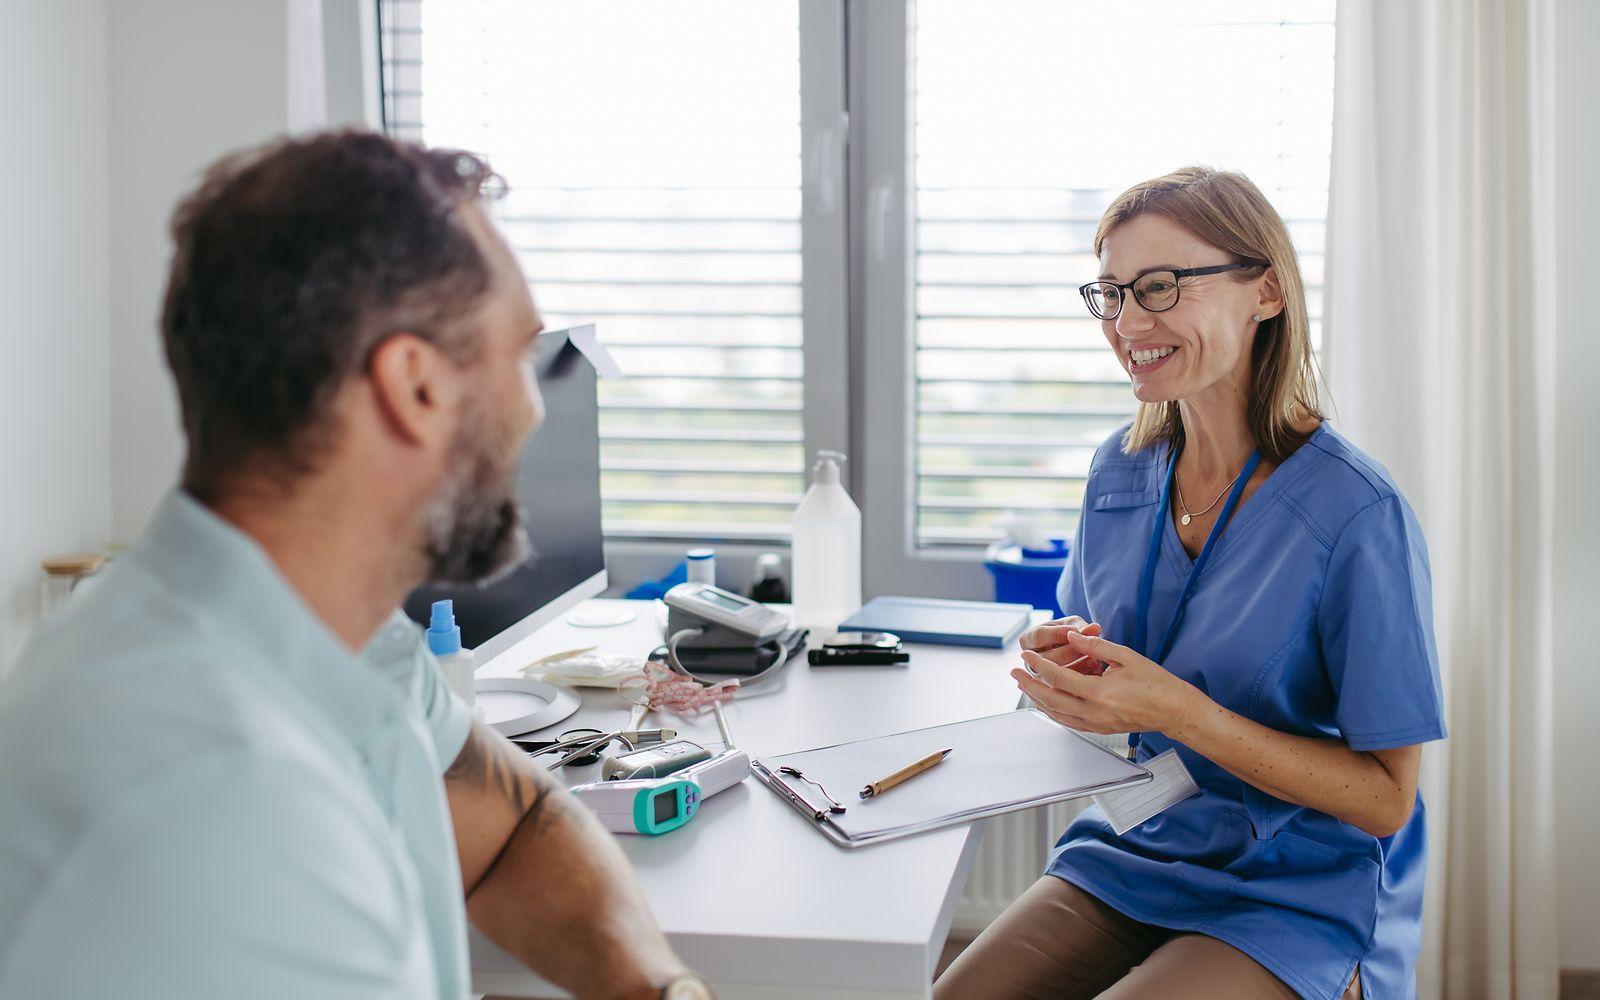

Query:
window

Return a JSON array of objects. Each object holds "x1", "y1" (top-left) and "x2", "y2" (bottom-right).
[
  {"x1": 378, "y1": 0, "x2": 846, "y2": 545},
  {"x1": 908, "y1": 0, "x2": 1335, "y2": 550},
  {"x1": 378, "y1": 1, "x2": 1334, "y2": 593},
  {"x1": 858, "y1": 1, "x2": 1334, "y2": 595}
]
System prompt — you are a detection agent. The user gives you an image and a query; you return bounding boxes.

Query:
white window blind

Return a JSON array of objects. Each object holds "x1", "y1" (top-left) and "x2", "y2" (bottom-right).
[
  {"x1": 912, "y1": 0, "x2": 1334, "y2": 548},
  {"x1": 379, "y1": 0, "x2": 806, "y2": 542}
]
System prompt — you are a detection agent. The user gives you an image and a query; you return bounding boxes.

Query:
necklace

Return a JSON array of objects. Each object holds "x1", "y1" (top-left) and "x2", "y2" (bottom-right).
[{"x1": 1174, "y1": 463, "x2": 1246, "y2": 526}]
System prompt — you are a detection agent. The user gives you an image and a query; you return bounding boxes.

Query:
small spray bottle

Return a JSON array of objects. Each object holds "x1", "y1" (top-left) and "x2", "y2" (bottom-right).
[{"x1": 427, "y1": 599, "x2": 476, "y2": 709}]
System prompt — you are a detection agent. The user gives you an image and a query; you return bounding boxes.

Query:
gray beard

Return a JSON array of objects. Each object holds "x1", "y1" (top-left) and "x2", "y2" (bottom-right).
[{"x1": 421, "y1": 446, "x2": 531, "y2": 586}]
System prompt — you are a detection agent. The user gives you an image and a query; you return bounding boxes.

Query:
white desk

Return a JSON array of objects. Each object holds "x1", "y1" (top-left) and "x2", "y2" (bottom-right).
[{"x1": 469, "y1": 599, "x2": 1038, "y2": 1000}]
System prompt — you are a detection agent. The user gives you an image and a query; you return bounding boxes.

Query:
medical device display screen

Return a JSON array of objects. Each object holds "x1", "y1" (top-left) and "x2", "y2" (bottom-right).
[
  {"x1": 403, "y1": 331, "x2": 606, "y2": 649},
  {"x1": 654, "y1": 791, "x2": 679, "y2": 824},
  {"x1": 701, "y1": 588, "x2": 753, "y2": 611}
]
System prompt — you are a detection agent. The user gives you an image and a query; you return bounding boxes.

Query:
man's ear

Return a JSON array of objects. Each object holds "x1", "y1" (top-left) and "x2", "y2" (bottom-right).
[
  {"x1": 367, "y1": 333, "x2": 458, "y2": 448},
  {"x1": 1256, "y1": 266, "x2": 1286, "y2": 321}
]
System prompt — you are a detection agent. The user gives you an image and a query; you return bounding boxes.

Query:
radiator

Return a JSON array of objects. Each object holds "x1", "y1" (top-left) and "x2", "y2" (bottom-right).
[
  {"x1": 950, "y1": 802, "x2": 1080, "y2": 934},
  {"x1": 951, "y1": 731, "x2": 1128, "y2": 935}
]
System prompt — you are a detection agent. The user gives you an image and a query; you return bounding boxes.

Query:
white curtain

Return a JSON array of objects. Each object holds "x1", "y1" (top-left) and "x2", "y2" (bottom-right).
[{"x1": 1325, "y1": 2, "x2": 1559, "y2": 998}]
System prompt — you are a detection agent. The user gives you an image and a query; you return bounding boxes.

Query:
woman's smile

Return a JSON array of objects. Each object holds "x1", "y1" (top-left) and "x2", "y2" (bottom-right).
[{"x1": 1127, "y1": 344, "x2": 1179, "y2": 373}]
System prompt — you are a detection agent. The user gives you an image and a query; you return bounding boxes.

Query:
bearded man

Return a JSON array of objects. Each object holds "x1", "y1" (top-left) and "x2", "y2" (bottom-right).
[{"x1": 0, "y1": 132, "x2": 712, "y2": 1000}]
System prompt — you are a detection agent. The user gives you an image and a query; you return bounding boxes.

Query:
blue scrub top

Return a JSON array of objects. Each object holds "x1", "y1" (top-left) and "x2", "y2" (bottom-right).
[{"x1": 1050, "y1": 422, "x2": 1447, "y2": 1000}]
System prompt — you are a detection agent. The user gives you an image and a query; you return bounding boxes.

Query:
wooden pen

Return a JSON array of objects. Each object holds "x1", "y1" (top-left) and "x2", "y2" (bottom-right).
[{"x1": 859, "y1": 747, "x2": 953, "y2": 799}]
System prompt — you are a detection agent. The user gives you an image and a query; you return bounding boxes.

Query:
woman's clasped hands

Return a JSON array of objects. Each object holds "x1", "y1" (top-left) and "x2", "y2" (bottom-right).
[{"x1": 1012, "y1": 617, "x2": 1201, "y2": 738}]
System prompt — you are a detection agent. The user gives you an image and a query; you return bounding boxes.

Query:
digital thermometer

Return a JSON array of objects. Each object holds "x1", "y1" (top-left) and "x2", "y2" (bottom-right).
[
  {"x1": 571, "y1": 748, "x2": 753, "y2": 835},
  {"x1": 570, "y1": 777, "x2": 701, "y2": 835},
  {"x1": 671, "y1": 747, "x2": 752, "y2": 796}
]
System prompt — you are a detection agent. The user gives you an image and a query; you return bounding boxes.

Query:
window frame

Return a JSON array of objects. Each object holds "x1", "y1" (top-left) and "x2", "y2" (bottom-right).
[
  {"x1": 852, "y1": 0, "x2": 994, "y2": 599},
  {"x1": 602, "y1": 0, "x2": 850, "y2": 590},
  {"x1": 850, "y1": 0, "x2": 1334, "y2": 598}
]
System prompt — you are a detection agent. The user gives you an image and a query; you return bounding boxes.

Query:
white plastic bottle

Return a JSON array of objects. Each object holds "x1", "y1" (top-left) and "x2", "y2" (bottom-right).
[
  {"x1": 791, "y1": 450, "x2": 861, "y2": 632},
  {"x1": 685, "y1": 547, "x2": 716, "y2": 585},
  {"x1": 426, "y1": 599, "x2": 476, "y2": 709}
]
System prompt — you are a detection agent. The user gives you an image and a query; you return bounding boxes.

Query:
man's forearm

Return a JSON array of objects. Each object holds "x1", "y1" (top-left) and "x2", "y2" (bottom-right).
[
  {"x1": 448, "y1": 724, "x2": 685, "y2": 998},
  {"x1": 468, "y1": 777, "x2": 685, "y2": 997}
]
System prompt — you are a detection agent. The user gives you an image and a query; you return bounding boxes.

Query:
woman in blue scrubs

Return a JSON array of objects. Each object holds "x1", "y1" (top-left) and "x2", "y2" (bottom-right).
[{"x1": 934, "y1": 167, "x2": 1446, "y2": 1000}]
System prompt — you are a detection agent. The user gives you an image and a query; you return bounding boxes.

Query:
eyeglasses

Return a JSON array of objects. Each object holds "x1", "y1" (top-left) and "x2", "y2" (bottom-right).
[{"x1": 1078, "y1": 261, "x2": 1268, "y2": 321}]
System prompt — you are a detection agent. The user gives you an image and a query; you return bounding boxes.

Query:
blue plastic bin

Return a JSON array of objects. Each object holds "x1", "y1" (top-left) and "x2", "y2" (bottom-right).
[{"x1": 984, "y1": 538, "x2": 1070, "y2": 617}]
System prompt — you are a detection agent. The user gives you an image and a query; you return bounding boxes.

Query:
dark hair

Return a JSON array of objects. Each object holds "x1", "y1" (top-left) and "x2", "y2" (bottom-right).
[{"x1": 160, "y1": 129, "x2": 505, "y2": 499}]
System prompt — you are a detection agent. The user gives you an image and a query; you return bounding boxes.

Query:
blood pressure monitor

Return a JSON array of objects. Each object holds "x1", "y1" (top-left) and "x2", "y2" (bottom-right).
[{"x1": 663, "y1": 582, "x2": 789, "y2": 641}]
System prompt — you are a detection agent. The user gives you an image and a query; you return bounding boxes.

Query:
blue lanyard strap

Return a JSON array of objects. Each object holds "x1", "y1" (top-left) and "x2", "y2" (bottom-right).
[{"x1": 1126, "y1": 446, "x2": 1261, "y2": 753}]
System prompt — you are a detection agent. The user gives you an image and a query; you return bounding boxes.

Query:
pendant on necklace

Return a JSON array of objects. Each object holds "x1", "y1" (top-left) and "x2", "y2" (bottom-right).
[{"x1": 1181, "y1": 514, "x2": 1192, "y2": 526}]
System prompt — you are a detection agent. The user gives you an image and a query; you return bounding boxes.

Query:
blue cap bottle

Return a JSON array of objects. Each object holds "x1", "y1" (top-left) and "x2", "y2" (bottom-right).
[
  {"x1": 427, "y1": 599, "x2": 463, "y2": 656},
  {"x1": 426, "y1": 599, "x2": 476, "y2": 707}
]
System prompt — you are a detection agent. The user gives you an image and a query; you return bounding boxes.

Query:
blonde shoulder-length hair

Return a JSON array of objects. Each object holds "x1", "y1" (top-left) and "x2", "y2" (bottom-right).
[{"x1": 1097, "y1": 166, "x2": 1326, "y2": 464}]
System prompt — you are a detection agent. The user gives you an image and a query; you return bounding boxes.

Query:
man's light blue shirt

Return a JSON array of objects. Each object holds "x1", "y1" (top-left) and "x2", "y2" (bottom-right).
[{"x1": 0, "y1": 491, "x2": 475, "y2": 998}]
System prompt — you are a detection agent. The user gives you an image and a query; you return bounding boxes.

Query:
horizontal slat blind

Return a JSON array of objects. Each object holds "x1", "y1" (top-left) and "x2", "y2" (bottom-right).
[
  {"x1": 379, "y1": 0, "x2": 805, "y2": 542},
  {"x1": 913, "y1": 0, "x2": 1335, "y2": 548},
  {"x1": 377, "y1": 0, "x2": 420, "y2": 139}
]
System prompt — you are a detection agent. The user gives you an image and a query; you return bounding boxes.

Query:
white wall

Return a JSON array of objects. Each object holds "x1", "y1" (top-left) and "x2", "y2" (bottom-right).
[
  {"x1": 0, "y1": 0, "x2": 112, "y2": 669},
  {"x1": 106, "y1": 0, "x2": 326, "y2": 543},
  {"x1": 1553, "y1": 0, "x2": 1600, "y2": 973}
]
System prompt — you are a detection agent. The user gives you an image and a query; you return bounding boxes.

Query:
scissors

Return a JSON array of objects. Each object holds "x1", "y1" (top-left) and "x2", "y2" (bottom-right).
[{"x1": 512, "y1": 727, "x2": 675, "y2": 770}]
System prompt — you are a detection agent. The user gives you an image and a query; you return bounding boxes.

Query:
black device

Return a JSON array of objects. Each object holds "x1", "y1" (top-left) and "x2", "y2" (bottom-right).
[
  {"x1": 807, "y1": 648, "x2": 911, "y2": 666},
  {"x1": 403, "y1": 328, "x2": 608, "y2": 659},
  {"x1": 807, "y1": 630, "x2": 910, "y2": 666},
  {"x1": 821, "y1": 631, "x2": 902, "y2": 650}
]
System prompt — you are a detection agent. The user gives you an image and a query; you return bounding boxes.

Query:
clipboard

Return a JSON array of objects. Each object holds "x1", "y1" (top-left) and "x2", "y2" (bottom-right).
[{"x1": 751, "y1": 710, "x2": 1151, "y2": 848}]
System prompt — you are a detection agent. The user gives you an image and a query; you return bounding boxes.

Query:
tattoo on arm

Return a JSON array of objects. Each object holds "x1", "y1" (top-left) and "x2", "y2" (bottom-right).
[{"x1": 447, "y1": 723, "x2": 556, "y2": 896}]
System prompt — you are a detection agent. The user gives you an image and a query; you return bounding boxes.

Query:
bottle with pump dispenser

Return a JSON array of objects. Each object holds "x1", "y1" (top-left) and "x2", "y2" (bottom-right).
[{"x1": 791, "y1": 450, "x2": 861, "y2": 631}]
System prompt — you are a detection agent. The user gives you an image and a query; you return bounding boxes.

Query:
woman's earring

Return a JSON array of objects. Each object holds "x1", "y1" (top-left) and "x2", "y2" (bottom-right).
[{"x1": 1252, "y1": 314, "x2": 1261, "y2": 322}]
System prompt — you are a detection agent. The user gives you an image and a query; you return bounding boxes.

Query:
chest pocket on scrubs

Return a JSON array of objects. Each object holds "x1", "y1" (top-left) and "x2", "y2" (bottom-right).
[
  {"x1": 1084, "y1": 486, "x2": 1160, "y2": 645},
  {"x1": 1092, "y1": 489, "x2": 1159, "y2": 510}
]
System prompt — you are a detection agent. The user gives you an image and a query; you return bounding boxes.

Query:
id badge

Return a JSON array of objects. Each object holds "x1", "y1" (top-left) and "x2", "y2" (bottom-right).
[{"x1": 1093, "y1": 748, "x2": 1200, "y2": 835}]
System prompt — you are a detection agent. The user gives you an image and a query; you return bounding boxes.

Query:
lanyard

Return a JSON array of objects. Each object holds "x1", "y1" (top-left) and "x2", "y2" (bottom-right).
[{"x1": 1127, "y1": 446, "x2": 1261, "y2": 751}]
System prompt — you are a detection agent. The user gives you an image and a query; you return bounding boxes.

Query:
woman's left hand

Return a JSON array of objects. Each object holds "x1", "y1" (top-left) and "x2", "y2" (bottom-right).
[{"x1": 1011, "y1": 629, "x2": 1202, "y2": 737}]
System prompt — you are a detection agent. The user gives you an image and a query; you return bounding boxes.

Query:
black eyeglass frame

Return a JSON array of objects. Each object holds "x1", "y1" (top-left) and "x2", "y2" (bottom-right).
[{"x1": 1078, "y1": 261, "x2": 1269, "y2": 320}]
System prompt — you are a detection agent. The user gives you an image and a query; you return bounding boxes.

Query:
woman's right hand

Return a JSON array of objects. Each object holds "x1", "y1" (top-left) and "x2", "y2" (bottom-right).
[{"x1": 1019, "y1": 617, "x2": 1105, "y2": 675}]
